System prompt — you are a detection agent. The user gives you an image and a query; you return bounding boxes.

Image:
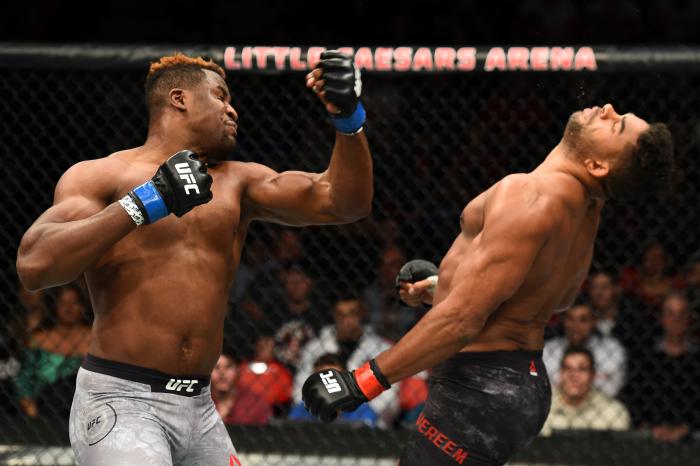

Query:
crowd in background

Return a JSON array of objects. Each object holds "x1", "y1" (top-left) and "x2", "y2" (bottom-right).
[{"x1": 1, "y1": 229, "x2": 698, "y2": 441}]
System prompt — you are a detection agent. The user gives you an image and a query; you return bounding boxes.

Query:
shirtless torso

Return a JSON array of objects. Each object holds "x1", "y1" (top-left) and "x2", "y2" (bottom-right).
[{"x1": 438, "y1": 171, "x2": 602, "y2": 353}]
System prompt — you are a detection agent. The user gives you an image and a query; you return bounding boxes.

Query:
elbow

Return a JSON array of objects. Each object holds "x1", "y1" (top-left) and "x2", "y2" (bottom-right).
[
  {"x1": 329, "y1": 200, "x2": 373, "y2": 224},
  {"x1": 347, "y1": 201, "x2": 373, "y2": 222},
  {"x1": 16, "y1": 248, "x2": 52, "y2": 292},
  {"x1": 16, "y1": 258, "x2": 44, "y2": 291}
]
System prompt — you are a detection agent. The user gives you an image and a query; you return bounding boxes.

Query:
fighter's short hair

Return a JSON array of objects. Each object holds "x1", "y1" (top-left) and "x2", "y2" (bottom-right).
[{"x1": 144, "y1": 52, "x2": 226, "y2": 116}]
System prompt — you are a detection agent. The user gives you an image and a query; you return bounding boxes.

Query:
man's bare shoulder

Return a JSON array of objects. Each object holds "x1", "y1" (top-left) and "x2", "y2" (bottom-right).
[
  {"x1": 219, "y1": 160, "x2": 277, "y2": 183},
  {"x1": 63, "y1": 150, "x2": 134, "y2": 177},
  {"x1": 486, "y1": 173, "x2": 572, "y2": 230},
  {"x1": 56, "y1": 149, "x2": 137, "y2": 200}
]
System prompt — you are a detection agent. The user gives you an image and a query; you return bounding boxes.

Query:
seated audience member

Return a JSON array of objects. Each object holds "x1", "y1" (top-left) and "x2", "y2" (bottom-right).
[
  {"x1": 543, "y1": 304, "x2": 626, "y2": 397},
  {"x1": 14, "y1": 284, "x2": 90, "y2": 418},
  {"x1": 362, "y1": 245, "x2": 417, "y2": 341},
  {"x1": 274, "y1": 320, "x2": 315, "y2": 372},
  {"x1": 588, "y1": 271, "x2": 656, "y2": 353},
  {"x1": 4, "y1": 284, "x2": 47, "y2": 360},
  {"x1": 397, "y1": 370, "x2": 429, "y2": 426},
  {"x1": 238, "y1": 335, "x2": 293, "y2": 416},
  {"x1": 624, "y1": 292, "x2": 699, "y2": 442},
  {"x1": 293, "y1": 297, "x2": 400, "y2": 427},
  {"x1": 211, "y1": 353, "x2": 272, "y2": 425},
  {"x1": 541, "y1": 347, "x2": 631, "y2": 436},
  {"x1": 231, "y1": 262, "x2": 324, "y2": 360},
  {"x1": 0, "y1": 334, "x2": 20, "y2": 415},
  {"x1": 289, "y1": 353, "x2": 379, "y2": 426},
  {"x1": 619, "y1": 242, "x2": 684, "y2": 309}
]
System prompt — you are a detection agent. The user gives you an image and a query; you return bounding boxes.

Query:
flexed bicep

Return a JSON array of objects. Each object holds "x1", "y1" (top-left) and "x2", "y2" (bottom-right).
[{"x1": 17, "y1": 159, "x2": 134, "y2": 290}]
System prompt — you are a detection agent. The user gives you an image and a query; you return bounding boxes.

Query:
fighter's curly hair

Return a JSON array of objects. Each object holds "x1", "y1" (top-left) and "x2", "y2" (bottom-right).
[
  {"x1": 604, "y1": 123, "x2": 675, "y2": 201},
  {"x1": 144, "y1": 52, "x2": 226, "y2": 116}
]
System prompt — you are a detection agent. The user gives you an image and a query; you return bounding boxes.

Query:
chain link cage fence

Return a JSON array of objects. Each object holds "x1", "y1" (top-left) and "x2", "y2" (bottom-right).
[{"x1": 0, "y1": 45, "x2": 699, "y2": 465}]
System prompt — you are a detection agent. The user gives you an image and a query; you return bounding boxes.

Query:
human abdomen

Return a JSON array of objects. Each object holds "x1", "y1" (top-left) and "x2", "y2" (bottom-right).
[{"x1": 85, "y1": 250, "x2": 233, "y2": 374}]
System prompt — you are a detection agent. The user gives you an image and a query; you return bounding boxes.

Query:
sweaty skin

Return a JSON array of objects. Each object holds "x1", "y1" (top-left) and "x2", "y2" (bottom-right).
[
  {"x1": 380, "y1": 103, "x2": 649, "y2": 383},
  {"x1": 17, "y1": 69, "x2": 372, "y2": 375}
]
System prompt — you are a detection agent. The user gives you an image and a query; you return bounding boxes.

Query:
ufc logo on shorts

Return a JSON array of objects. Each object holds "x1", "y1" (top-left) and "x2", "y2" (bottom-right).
[
  {"x1": 320, "y1": 371, "x2": 341, "y2": 394},
  {"x1": 174, "y1": 162, "x2": 200, "y2": 195},
  {"x1": 165, "y1": 378, "x2": 198, "y2": 393}
]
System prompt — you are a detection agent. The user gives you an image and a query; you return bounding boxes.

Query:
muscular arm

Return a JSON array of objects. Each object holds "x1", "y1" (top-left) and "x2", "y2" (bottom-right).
[
  {"x1": 375, "y1": 179, "x2": 557, "y2": 383},
  {"x1": 242, "y1": 132, "x2": 372, "y2": 225},
  {"x1": 16, "y1": 160, "x2": 136, "y2": 290}
]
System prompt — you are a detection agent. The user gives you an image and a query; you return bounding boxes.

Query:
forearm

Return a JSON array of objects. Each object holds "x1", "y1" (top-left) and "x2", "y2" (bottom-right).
[
  {"x1": 17, "y1": 202, "x2": 136, "y2": 290},
  {"x1": 322, "y1": 131, "x2": 373, "y2": 220},
  {"x1": 374, "y1": 303, "x2": 485, "y2": 384}
]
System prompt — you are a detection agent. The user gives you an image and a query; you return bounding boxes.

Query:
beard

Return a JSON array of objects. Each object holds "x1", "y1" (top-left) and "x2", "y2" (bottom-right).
[{"x1": 561, "y1": 113, "x2": 588, "y2": 152}]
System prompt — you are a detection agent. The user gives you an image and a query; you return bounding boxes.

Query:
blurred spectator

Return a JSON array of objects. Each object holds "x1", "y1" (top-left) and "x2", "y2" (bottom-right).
[
  {"x1": 362, "y1": 245, "x2": 417, "y2": 341},
  {"x1": 229, "y1": 236, "x2": 277, "y2": 303},
  {"x1": 237, "y1": 335, "x2": 293, "y2": 417},
  {"x1": 624, "y1": 292, "x2": 699, "y2": 442},
  {"x1": 289, "y1": 353, "x2": 379, "y2": 426},
  {"x1": 293, "y1": 297, "x2": 400, "y2": 428},
  {"x1": 275, "y1": 265, "x2": 329, "y2": 333},
  {"x1": 543, "y1": 304, "x2": 627, "y2": 397},
  {"x1": 540, "y1": 347, "x2": 631, "y2": 436},
  {"x1": 14, "y1": 284, "x2": 90, "y2": 418},
  {"x1": 0, "y1": 334, "x2": 20, "y2": 416},
  {"x1": 620, "y1": 242, "x2": 684, "y2": 308},
  {"x1": 1, "y1": 283, "x2": 44, "y2": 415},
  {"x1": 238, "y1": 229, "x2": 306, "y2": 305},
  {"x1": 211, "y1": 353, "x2": 272, "y2": 425},
  {"x1": 5, "y1": 284, "x2": 47, "y2": 357},
  {"x1": 274, "y1": 321, "x2": 315, "y2": 371},
  {"x1": 397, "y1": 370, "x2": 429, "y2": 427},
  {"x1": 233, "y1": 262, "x2": 326, "y2": 359},
  {"x1": 588, "y1": 271, "x2": 656, "y2": 353}
]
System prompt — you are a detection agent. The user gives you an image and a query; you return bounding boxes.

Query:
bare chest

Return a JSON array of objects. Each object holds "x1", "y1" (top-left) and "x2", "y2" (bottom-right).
[{"x1": 114, "y1": 167, "x2": 244, "y2": 248}]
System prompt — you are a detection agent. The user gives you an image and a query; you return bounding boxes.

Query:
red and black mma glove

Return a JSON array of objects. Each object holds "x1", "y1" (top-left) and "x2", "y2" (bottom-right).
[
  {"x1": 318, "y1": 50, "x2": 365, "y2": 135},
  {"x1": 118, "y1": 150, "x2": 213, "y2": 226},
  {"x1": 302, "y1": 359, "x2": 390, "y2": 424}
]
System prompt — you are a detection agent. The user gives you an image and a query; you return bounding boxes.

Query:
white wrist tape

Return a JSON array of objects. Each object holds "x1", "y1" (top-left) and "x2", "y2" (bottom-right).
[{"x1": 119, "y1": 194, "x2": 145, "y2": 226}]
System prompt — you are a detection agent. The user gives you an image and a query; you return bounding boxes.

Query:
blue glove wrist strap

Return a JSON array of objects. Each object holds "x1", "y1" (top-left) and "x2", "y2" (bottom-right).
[
  {"x1": 132, "y1": 181, "x2": 169, "y2": 224},
  {"x1": 333, "y1": 102, "x2": 365, "y2": 134}
]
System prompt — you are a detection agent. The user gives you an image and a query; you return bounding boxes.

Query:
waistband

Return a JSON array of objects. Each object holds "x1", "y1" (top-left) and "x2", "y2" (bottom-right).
[
  {"x1": 436, "y1": 350, "x2": 544, "y2": 373},
  {"x1": 82, "y1": 354, "x2": 210, "y2": 397}
]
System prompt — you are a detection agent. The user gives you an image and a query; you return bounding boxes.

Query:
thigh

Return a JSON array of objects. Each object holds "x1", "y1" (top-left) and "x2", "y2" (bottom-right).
[
  {"x1": 399, "y1": 410, "x2": 497, "y2": 466},
  {"x1": 400, "y1": 428, "x2": 486, "y2": 466},
  {"x1": 70, "y1": 383, "x2": 173, "y2": 466},
  {"x1": 401, "y1": 376, "x2": 546, "y2": 465},
  {"x1": 175, "y1": 397, "x2": 239, "y2": 466}
]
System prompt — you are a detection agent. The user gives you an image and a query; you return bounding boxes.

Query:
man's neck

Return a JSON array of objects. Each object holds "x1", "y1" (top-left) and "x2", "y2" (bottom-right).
[
  {"x1": 141, "y1": 115, "x2": 201, "y2": 163},
  {"x1": 535, "y1": 143, "x2": 606, "y2": 200},
  {"x1": 662, "y1": 334, "x2": 689, "y2": 356},
  {"x1": 562, "y1": 391, "x2": 588, "y2": 408},
  {"x1": 215, "y1": 388, "x2": 236, "y2": 402},
  {"x1": 597, "y1": 304, "x2": 619, "y2": 319},
  {"x1": 288, "y1": 299, "x2": 310, "y2": 315}
]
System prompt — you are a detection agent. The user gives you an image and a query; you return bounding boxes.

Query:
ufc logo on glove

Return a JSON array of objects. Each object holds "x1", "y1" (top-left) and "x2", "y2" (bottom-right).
[
  {"x1": 320, "y1": 371, "x2": 341, "y2": 394},
  {"x1": 175, "y1": 163, "x2": 200, "y2": 194}
]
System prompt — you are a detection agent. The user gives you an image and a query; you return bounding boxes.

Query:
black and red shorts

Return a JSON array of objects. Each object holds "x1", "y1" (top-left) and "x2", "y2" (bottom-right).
[{"x1": 400, "y1": 350, "x2": 551, "y2": 466}]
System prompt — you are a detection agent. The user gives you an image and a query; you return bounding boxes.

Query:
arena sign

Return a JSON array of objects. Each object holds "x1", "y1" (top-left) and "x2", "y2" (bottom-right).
[{"x1": 222, "y1": 46, "x2": 597, "y2": 72}]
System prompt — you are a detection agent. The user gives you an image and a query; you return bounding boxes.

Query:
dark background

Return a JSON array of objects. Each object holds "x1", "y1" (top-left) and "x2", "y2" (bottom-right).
[{"x1": 2, "y1": 0, "x2": 700, "y2": 45}]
